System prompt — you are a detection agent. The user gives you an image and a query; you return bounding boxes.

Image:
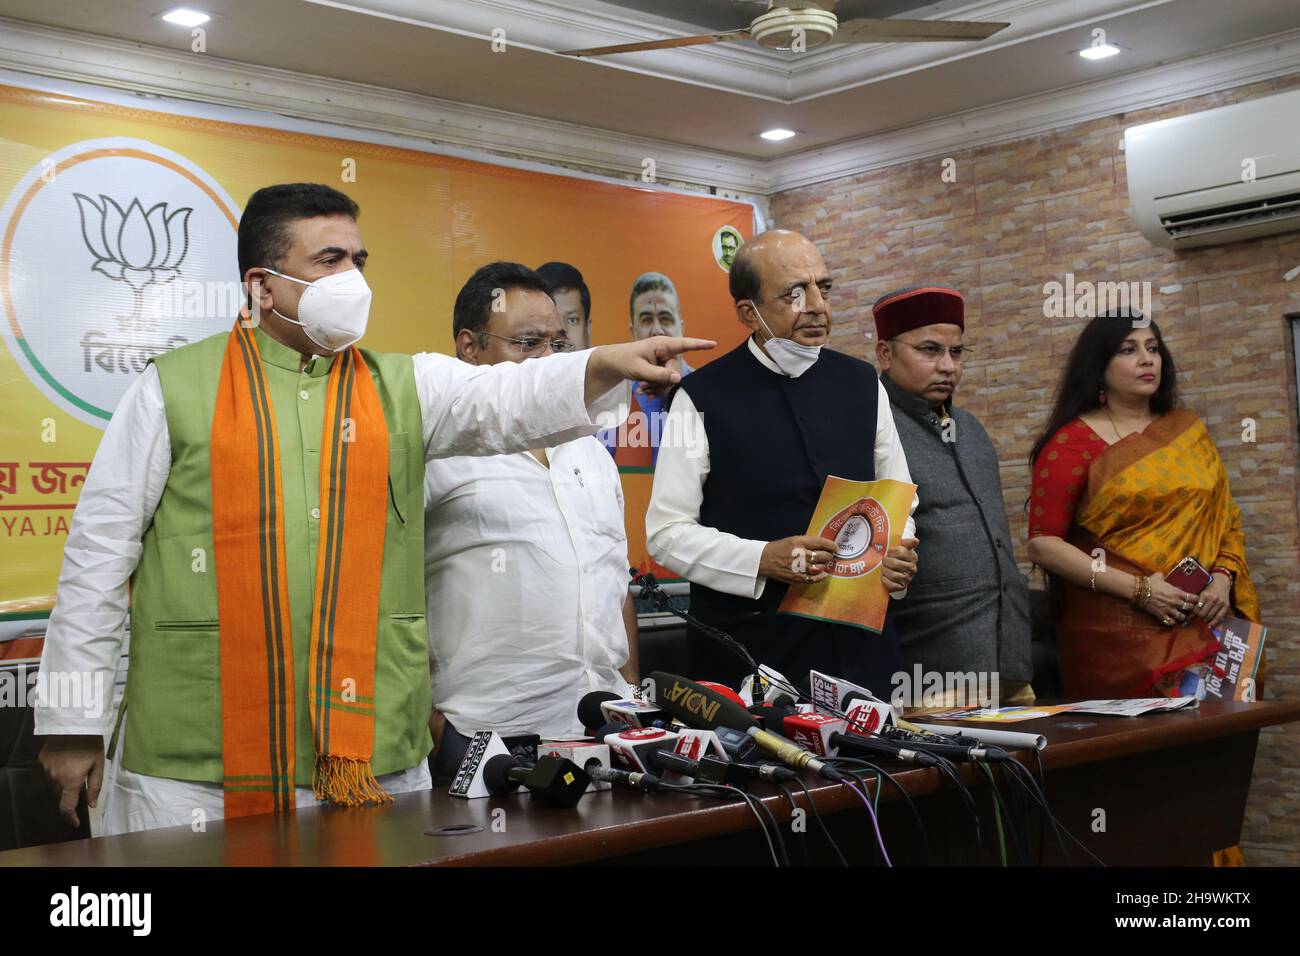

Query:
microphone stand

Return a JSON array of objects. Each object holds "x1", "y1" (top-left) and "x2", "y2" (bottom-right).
[{"x1": 630, "y1": 568, "x2": 770, "y2": 695}]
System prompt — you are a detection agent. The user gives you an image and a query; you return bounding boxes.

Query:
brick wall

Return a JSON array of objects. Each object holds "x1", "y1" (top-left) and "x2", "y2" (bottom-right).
[{"x1": 770, "y1": 73, "x2": 1300, "y2": 864}]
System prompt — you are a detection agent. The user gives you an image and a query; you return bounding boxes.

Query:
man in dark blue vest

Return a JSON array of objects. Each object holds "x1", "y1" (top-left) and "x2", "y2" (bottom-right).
[{"x1": 646, "y1": 230, "x2": 919, "y2": 695}]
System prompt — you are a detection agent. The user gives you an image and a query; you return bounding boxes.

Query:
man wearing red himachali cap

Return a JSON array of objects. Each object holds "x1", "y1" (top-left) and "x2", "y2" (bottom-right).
[{"x1": 872, "y1": 285, "x2": 1035, "y2": 706}]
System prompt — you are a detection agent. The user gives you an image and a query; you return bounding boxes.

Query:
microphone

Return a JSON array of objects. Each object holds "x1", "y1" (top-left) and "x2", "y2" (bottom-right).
[
  {"x1": 482, "y1": 754, "x2": 532, "y2": 795},
  {"x1": 654, "y1": 750, "x2": 796, "y2": 785},
  {"x1": 882, "y1": 727, "x2": 1011, "y2": 764},
  {"x1": 658, "y1": 728, "x2": 729, "y2": 784},
  {"x1": 843, "y1": 697, "x2": 893, "y2": 737},
  {"x1": 670, "y1": 727, "x2": 727, "y2": 762},
  {"x1": 603, "y1": 726, "x2": 681, "y2": 774},
  {"x1": 632, "y1": 571, "x2": 776, "y2": 694},
  {"x1": 577, "y1": 690, "x2": 665, "y2": 731},
  {"x1": 748, "y1": 698, "x2": 797, "y2": 732},
  {"x1": 739, "y1": 666, "x2": 798, "y2": 707},
  {"x1": 603, "y1": 698, "x2": 668, "y2": 729},
  {"x1": 482, "y1": 754, "x2": 591, "y2": 807},
  {"x1": 829, "y1": 729, "x2": 942, "y2": 767},
  {"x1": 585, "y1": 763, "x2": 666, "y2": 792},
  {"x1": 540, "y1": 739, "x2": 614, "y2": 791},
  {"x1": 577, "y1": 691, "x2": 622, "y2": 732},
  {"x1": 759, "y1": 702, "x2": 940, "y2": 768},
  {"x1": 713, "y1": 726, "x2": 762, "y2": 763},
  {"x1": 908, "y1": 722, "x2": 1047, "y2": 753},
  {"x1": 646, "y1": 671, "x2": 844, "y2": 782},
  {"x1": 807, "y1": 669, "x2": 890, "y2": 717},
  {"x1": 765, "y1": 702, "x2": 950, "y2": 767},
  {"x1": 781, "y1": 711, "x2": 847, "y2": 758},
  {"x1": 590, "y1": 719, "x2": 627, "y2": 741}
]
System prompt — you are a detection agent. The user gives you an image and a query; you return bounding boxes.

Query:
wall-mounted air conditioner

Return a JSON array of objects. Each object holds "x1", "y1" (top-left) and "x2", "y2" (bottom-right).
[{"x1": 1125, "y1": 86, "x2": 1300, "y2": 249}]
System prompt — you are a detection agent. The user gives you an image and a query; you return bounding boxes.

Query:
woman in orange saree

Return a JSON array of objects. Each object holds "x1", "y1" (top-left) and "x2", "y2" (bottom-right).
[
  {"x1": 1027, "y1": 313, "x2": 1260, "y2": 700},
  {"x1": 1029, "y1": 312, "x2": 1261, "y2": 868}
]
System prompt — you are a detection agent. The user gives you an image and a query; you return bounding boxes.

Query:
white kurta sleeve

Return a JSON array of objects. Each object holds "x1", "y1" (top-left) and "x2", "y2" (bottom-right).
[
  {"x1": 645, "y1": 388, "x2": 768, "y2": 600},
  {"x1": 413, "y1": 349, "x2": 622, "y2": 460},
  {"x1": 34, "y1": 364, "x2": 172, "y2": 735},
  {"x1": 873, "y1": 378, "x2": 919, "y2": 598}
]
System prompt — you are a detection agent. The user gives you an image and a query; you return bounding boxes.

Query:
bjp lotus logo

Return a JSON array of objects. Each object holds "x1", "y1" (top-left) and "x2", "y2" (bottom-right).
[
  {"x1": 0, "y1": 137, "x2": 239, "y2": 428},
  {"x1": 73, "y1": 193, "x2": 192, "y2": 325},
  {"x1": 819, "y1": 497, "x2": 888, "y2": 578}
]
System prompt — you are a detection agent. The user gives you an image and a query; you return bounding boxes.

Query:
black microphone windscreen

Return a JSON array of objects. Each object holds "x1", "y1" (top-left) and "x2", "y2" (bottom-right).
[
  {"x1": 761, "y1": 703, "x2": 798, "y2": 733},
  {"x1": 483, "y1": 753, "x2": 523, "y2": 796},
  {"x1": 577, "y1": 691, "x2": 622, "y2": 730},
  {"x1": 647, "y1": 672, "x2": 757, "y2": 732}
]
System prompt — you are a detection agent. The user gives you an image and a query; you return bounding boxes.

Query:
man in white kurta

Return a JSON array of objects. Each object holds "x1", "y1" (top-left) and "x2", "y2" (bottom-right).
[{"x1": 426, "y1": 263, "x2": 637, "y2": 759}]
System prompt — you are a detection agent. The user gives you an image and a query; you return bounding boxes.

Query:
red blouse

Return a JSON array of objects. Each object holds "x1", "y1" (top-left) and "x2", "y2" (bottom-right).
[{"x1": 1028, "y1": 419, "x2": 1108, "y2": 539}]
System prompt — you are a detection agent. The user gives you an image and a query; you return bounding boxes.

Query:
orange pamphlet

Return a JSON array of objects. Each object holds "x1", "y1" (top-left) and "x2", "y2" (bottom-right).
[{"x1": 778, "y1": 476, "x2": 917, "y2": 634}]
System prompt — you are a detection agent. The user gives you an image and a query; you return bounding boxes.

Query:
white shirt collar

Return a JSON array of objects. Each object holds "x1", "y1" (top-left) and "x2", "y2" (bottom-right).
[{"x1": 746, "y1": 334, "x2": 789, "y2": 377}]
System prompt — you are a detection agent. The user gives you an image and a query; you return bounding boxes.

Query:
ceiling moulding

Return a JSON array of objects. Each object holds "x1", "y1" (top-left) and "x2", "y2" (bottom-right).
[
  {"x1": 307, "y1": 0, "x2": 795, "y2": 103},
  {"x1": 0, "y1": 18, "x2": 770, "y2": 193},
  {"x1": 309, "y1": 0, "x2": 1180, "y2": 103},
  {"x1": 1, "y1": 17, "x2": 1298, "y2": 198},
  {"x1": 767, "y1": 26, "x2": 1300, "y2": 193}
]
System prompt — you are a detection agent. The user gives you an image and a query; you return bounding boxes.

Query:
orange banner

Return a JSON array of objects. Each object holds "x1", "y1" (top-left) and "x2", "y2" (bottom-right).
[{"x1": 0, "y1": 79, "x2": 754, "y2": 631}]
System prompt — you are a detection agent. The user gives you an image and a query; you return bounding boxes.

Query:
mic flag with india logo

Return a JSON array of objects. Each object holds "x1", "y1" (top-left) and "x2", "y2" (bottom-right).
[{"x1": 778, "y1": 476, "x2": 917, "y2": 634}]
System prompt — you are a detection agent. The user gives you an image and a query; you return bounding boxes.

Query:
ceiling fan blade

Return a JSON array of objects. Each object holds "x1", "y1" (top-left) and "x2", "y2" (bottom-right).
[
  {"x1": 726, "y1": 0, "x2": 836, "y2": 7},
  {"x1": 559, "y1": 31, "x2": 749, "y2": 57},
  {"x1": 835, "y1": 17, "x2": 1011, "y2": 43}
]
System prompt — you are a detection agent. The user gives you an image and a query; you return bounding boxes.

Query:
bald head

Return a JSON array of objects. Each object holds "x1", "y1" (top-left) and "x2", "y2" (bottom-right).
[{"x1": 730, "y1": 229, "x2": 833, "y2": 348}]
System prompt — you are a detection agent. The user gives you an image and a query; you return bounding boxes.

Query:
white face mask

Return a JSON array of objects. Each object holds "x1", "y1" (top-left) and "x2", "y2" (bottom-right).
[
  {"x1": 749, "y1": 302, "x2": 822, "y2": 378},
  {"x1": 261, "y1": 267, "x2": 372, "y2": 353}
]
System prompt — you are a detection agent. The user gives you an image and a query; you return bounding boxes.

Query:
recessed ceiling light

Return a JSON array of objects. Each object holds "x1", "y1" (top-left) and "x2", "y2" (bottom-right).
[
  {"x1": 1079, "y1": 43, "x2": 1121, "y2": 60},
  {"x1": 161, "y1": 8, "x2": 211, "y2": 27},
  {"x1": 760, "y1": 128, "x2": 797, "y2": 142}
]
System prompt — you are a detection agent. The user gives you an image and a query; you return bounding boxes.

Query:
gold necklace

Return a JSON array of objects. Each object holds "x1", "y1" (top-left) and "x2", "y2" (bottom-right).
[{"x1": 1103, "y1": 402, "x2": 1151, "y2": 442}]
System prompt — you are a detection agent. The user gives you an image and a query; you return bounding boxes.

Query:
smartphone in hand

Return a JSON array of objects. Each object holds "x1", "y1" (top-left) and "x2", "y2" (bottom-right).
[{"x1": 1167, "y1": 555, "x2": 1213, "y2": 594}]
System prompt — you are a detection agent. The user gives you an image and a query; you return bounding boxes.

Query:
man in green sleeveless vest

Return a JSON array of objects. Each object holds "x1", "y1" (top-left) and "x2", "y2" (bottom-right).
[{"x1": 35, "y1": 183, "x2": 711, "y2": 835}]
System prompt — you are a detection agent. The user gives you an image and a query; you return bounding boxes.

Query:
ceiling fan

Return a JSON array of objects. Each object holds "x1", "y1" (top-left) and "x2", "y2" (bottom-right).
[{"x1": 558, "y1": 1, "x2": 1011, "y2": 57}]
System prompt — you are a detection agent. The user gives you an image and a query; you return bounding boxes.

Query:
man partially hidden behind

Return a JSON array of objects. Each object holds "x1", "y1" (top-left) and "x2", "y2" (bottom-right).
[
  {"x1": 425, "y1": 263, "x2": 638, "y2": 779},
  {"x1": 647, "y1": 230, "x2": 920, "y2": 694},
  {"x1": 34, "y1": 184, "x2": 709, "y2": 834},
  {"x1": 872, "y1": 285, "x2": 1034, "y2": 706},
  {"x1": 536, "y1": 261, "x2": 591, "y2": 350}
]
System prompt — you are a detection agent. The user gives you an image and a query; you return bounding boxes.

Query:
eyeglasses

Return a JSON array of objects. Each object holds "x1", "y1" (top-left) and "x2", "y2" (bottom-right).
[
  {"x1": 477, "y1": 330, "x2": 576, "y2": 355},
  {"x1": 892, "y1": 340, "x2": 975, "y2": 363}
]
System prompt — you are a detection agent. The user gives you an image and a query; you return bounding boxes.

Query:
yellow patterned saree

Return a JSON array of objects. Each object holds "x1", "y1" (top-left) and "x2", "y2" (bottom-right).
[{"x1": 1058, "y1": 409, "x2": 1260, "y2": 699}]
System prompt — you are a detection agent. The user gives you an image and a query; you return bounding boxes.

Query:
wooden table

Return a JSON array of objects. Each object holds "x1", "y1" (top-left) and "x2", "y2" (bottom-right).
[{"x1": 3, "y1": 698, "x2": 1296, "y2": 866}]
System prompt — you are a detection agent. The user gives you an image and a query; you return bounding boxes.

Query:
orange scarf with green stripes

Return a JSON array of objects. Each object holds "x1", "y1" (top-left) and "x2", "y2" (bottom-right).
[{"x1": 210, "y1": 321, "x2": 390, "y2": 817}]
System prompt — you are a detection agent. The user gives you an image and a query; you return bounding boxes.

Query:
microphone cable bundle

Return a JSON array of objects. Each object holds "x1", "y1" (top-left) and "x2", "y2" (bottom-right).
[{"x1": 544, "y1": 570, "x2": 1108, "y2": 866}]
